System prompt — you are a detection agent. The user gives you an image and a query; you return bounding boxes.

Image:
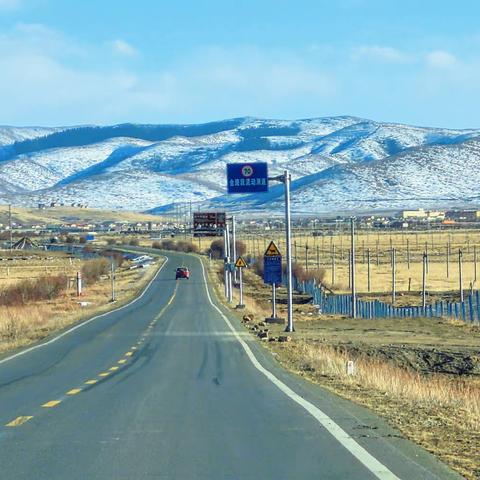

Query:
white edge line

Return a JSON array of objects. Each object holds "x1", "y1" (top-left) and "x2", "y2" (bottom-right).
[
  {"x1": 0, "y1": 256, "x2": 169, "y2": 365},
  {"x1": 199, "y1": 257, "x2": 401, "y2": 480}
]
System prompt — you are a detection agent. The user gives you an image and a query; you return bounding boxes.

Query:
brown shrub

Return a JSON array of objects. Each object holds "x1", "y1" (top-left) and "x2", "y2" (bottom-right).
[
  {"x1": 152, "y1": 241, "x2": 162, "y2": 249},
  {"x1": 129, "y1": 238, "x2": 140, "y2": 246},
  {"x1": 81, "y1": 258, "x2": 110, "y2": 284},
  {"x1": 0, "y1": 275, "x2": 67, "y2": 306},
  {"x1": 160, "y1": 239, "x2": 176, "y2": 250},
  {"x1": 210, "y1": 239, "x2": 224, "y2": 259},
  {"x1": 101, "y1": 250, "x2": 124, "y2": 267},
  {"x1": 176, "y1": 241, "x2": 199, "y2": 253}
]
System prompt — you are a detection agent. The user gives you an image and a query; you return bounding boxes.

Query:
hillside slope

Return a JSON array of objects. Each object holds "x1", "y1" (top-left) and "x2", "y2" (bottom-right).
[{"x1": 0, "y1": 117, "x2": 479, "y2": 213}]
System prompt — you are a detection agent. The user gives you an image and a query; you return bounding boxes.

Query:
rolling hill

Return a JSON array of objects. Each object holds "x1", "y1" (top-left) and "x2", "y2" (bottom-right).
[{"x1": 1, "y1": 117, "x2": 479, "y2": 215}]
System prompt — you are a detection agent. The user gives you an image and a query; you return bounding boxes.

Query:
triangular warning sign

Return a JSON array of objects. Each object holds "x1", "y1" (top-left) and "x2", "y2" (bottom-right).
[
  {"x1": 264, "y1": 241, "x2": 281, "y2": 257},
  {"x1": 235, "y1": 256, "x2": 248, "y2": 268}
]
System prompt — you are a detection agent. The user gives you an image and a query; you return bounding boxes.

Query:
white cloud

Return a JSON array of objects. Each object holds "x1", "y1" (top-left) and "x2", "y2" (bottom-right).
[
  {"x1": 425, "y1": 50, "x2": 457, "y2": 68},
  {"x1": 352, "y1": 45, "x2": 411, "y2": 64},
  {"x1": 109, "y1": 39, "x2": 137, "y2": 56}
]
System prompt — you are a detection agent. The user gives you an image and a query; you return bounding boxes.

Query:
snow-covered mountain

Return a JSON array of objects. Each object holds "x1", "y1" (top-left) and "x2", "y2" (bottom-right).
[{"x1": 1, "y1": 117, "x2": 479, "y2": 215}]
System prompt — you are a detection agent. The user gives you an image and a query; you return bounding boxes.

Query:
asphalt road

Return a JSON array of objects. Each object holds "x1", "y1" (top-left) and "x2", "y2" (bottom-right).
[{"x1": 0, "y1": 251, "x2": 462, "y2": 479}]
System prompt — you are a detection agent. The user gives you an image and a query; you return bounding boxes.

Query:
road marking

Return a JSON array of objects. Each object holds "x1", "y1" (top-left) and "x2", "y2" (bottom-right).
[
  {"x1": 85, "y1": 379, "x2": 98, "y2": 385},
  {"x1": 125, "y1": 352, "x2": 133, "y2": 357},
  {"x1": 118, "y1": 359, "x2": 127, "y2": 364},
  {"x1": 99, "y1": 372, "x2": 110, "y2": 377},
  {"x1": 131, "y1": 346, "x2": 137, "y2": 350},
  {"x1": 66, "y1": 388, "x2": 82, "y2": 395},
  {"x1": 109, "y1": 366, "x2": 119, "y2": 371},
  {"x1": 0, "y1": 257, "x2": 168, "y2": 366},
  {"x1": 199, "y1": 258, "x2": 400, "y2": 480},
  {"x1": 5, "y1": 416, "x2": 33, "y2": 427},
  {"x1": 42, "y1": 400, "x2": 61, "y2": 408}
]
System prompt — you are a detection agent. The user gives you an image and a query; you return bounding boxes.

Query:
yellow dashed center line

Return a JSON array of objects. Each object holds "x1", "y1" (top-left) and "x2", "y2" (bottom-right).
[
  {"x1": 99, "y1": 372, "x2": 110, "y2": 377},
  {"x1": 85, "y1": 379, "x2": 98, "y2": 385},
  {"x1": 125, "y1": 352, "x2": 133, "y2": 357},
  {"x1": 66, "y1": 388, "x2": 82, "y2": 395},
  {"x1": 109, "y1": 366, "x2": 119, "y2": 371},
  {"x1": 42, "y1": 400, "x2": 61, "y2": 408},
  {"x1": 118, "y1": 359, "x2": 127, "y2": 364},
  {"x1": 5, "y1": 416, "x2": 33, "y2": 427}
]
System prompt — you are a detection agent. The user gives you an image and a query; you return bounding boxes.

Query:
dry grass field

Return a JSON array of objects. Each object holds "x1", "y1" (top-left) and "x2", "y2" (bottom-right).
[
  {"x1": 195, "y1": 228, "x2": 480, "y2": 300},
  {"x1": 205, "y1": 258, "x2": 480, "y2": 480},
  {"x1": 0, "y1": 204, "x2": 165, "y2": 225},
  {"x1": 0, "y1": 250, "x2": 163, "y2": 356}
]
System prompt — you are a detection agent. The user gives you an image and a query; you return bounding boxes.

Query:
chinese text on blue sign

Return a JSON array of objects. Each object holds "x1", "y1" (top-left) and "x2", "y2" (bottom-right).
[{"x1": 227, "y1": 163, "x2": 269, "y2": 194}]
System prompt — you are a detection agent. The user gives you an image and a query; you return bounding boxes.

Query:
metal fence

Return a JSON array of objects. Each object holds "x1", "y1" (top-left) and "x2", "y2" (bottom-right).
[{"x1": 291, "y1": 276, "x2": 480, "y2": 324}]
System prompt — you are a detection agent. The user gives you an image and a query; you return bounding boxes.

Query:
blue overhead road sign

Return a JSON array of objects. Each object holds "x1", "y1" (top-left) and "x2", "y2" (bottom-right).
[{"x1": 227, "y1": 163, "x2": 269, "y2": 194}]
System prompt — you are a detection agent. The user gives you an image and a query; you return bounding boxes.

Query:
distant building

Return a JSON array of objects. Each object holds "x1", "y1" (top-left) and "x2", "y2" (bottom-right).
[
  {"x1": 446, "y1": 210, "x2": 480, "y2": 222},
  {"x1": 401, "y1": 209, "x2": 426, "y2": 219},
  {"x1": 401, "y1": 209, "x2": 445, "y2": 221}
]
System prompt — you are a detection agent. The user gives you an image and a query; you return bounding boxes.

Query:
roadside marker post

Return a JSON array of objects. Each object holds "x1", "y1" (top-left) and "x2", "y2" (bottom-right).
[
  {"x1": 76, "y1": 271, "x2": 82, "y2": 297},
  {"x1": 263, "y1": 241, "x2": 283, "y2": 324},
  {"x1": 235, "y1": 256, "x2": 247, "y2": 309},
  {"x1": 226, "y1": 164, "x2": 294, "y2": 332}
]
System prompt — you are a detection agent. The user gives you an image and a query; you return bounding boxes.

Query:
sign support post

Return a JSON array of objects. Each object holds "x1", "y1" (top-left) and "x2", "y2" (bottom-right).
[
  {"x1": 223, "y1": 228, "x2": 229, "y2": 300},
  {"x1": 226, "y1": 223, "x2": 233, "y2": 303},
  {"x1": 235, "y1": 256, "x2": 247, "y2": 309},
  {"x1": 263, "y1": 241, "x2": 284, "y2": 324},
  {"x1": 232, "y1": 216, "x2": 237, "y2": 284},
  {"x1": 282, "y1": 170, "x2": 294, "y2": 332},
  {"x1": 226, "y1": 163, "x2": 293, "y2": 330}
]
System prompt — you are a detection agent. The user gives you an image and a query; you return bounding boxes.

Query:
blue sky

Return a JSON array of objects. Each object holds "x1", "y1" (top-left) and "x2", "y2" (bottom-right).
[{"x1": 0, "y1": 0, "x2": 479, "y2": 128}]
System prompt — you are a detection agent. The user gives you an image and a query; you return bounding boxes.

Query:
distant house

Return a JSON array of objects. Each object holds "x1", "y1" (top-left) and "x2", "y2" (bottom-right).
[
  {"x1": 446, "y1": 210, "x2": 480, "y2": 222},
  {"x1": 401, "y1": 209, "x2": 427, "y2": 219}
]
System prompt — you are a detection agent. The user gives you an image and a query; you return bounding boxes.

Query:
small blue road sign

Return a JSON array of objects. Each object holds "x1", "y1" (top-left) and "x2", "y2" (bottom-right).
[
  {"x1": 227, "y1": 163, "x2": 269, "y2": 194},
  {"x1": 264, "y1": 255, "x2": 282, "y2": 285}
]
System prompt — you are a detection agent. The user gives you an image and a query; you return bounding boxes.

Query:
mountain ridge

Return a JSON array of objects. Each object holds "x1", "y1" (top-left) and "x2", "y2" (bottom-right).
[{"x1": 1, "y1": 116, "x2": 480, "y2": 215}]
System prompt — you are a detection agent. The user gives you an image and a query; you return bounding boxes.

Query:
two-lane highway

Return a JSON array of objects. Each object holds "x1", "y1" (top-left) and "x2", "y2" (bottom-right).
[{"x1": 0, "y1": 251, "x2": 462, "y2": 479}]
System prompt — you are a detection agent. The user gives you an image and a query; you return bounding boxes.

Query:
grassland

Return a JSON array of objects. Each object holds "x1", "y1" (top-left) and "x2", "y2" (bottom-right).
[
  {"x1": 0, "y1": 250, "x2": 163, "y2": 356},
  {"x1": 195, "y1": 228, "x2": 480, "y2": 302},
  {"x1": 0, "y1": 204, "x2": 164, "y2": 226}
]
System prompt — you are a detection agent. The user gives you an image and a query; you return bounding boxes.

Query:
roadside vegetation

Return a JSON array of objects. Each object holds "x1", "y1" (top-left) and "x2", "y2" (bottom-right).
[
  {"x1": 0, "y1": 249, "x2": 162, "y2": 356},
  {"x1": 205, "y1": 249, "x2": 480, "y2": 480}
]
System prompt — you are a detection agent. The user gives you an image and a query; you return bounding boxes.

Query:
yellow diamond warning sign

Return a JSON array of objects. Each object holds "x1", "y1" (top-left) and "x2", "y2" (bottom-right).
[
  {"x1": 264, "y1": 241, "x2": 281, "y2": 257},
  {"x1": 235, "y1": 256, "x2": 248, "y2": 268}
]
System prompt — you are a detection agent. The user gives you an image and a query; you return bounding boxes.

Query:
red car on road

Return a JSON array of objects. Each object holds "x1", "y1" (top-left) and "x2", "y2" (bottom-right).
[{"x1": 175, "y1": 267, "x2": 190, "y2": 279}]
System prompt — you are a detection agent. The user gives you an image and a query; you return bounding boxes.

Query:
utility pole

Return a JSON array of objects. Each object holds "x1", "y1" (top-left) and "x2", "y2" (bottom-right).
[
  {"x1": 110, "y1": 258, "x2": 116, "y2": 302},
  {"x1": 422, "y1": 252, "x2": 427, "y2": 311},
  {"x1": 8, "y1": 204, "x2": 12, "y2": 251},
  {"x1": 367, "y1": 248, "x2": 371, "y2": 292},
  {"x1": 459, "y1": 249, "x2": 464, "y2": 303},
  {"x1": 226, "y1": 223, "x2": 233, "y2": 302},
  {"x1": 331, "y1": 244, "x2": 336, "y2": 285},
  {"x1": 391, "y1": 247, "x2": 396, "y2": 306},
  {"x1": 351, "y1": 217, "x2": 356, "y2": 318},
  {"x1": 282, "y1": 170, "x2": 294, "y2": 332},
  {"x1": 223, "y1": 228, "x2": 229, "y2": 300},
  {"x1": 231, "y1": 216, "x2": 237, "y2": 283}
]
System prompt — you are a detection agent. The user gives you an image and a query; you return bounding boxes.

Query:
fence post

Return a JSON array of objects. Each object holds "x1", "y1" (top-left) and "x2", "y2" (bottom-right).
[
  {"x1": 422, "y1": 252, "x2": 427, "y2": 312},
  {"x1": 367, "y1": 248, "x2": 371, "y2": 293},
  {"x1": 331, "y1": 245, "x2": 336, "y2": 285}
]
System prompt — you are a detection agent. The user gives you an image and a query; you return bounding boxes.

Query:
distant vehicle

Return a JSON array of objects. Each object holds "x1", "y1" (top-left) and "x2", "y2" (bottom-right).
[{"x1": 175, "y1": 267, "x2": 190, "y2": 279}]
